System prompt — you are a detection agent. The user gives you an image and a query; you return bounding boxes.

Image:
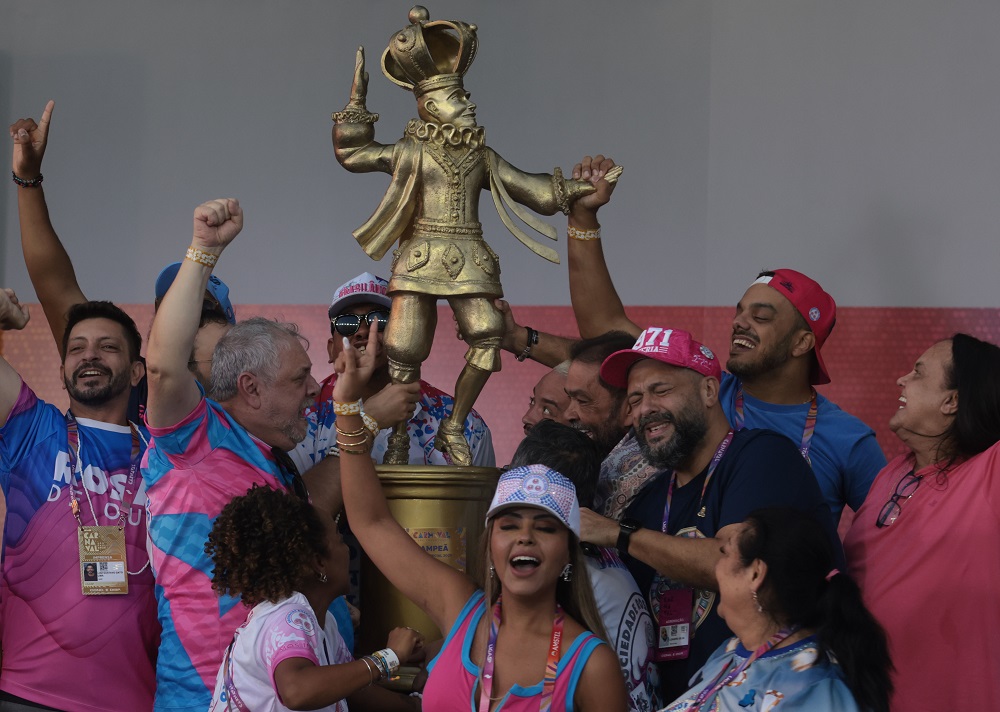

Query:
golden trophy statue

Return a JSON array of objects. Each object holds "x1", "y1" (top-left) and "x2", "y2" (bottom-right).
[{"x1": 332, "y1": 5, "x2": 620, "y2": 467}]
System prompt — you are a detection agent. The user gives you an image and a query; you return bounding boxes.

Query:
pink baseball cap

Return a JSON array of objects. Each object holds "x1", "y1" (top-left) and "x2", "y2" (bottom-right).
[
  {"x1": 752, "y1": 269, "x2": 836, "y2": 385},
  {"x1": 600, "y1": 327, "x2": 722, "y2": 389}
]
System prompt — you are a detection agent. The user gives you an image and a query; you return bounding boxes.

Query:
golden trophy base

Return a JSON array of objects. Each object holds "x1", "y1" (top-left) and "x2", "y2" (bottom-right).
[{"x1": 357, "y1": 463, "x2": 501, "y2": 658}]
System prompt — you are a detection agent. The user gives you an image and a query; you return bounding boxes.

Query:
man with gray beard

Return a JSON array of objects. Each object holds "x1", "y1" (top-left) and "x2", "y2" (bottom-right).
[{"x1": 578, "y1": 326, "x2": 839, "y2": 702}]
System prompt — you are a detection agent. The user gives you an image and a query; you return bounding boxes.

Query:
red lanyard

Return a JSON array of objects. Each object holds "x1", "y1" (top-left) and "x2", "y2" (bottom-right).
[
  {"x1": 733, "y1": 385, "x2": 817, "y2": 465},
  {"x1": 661, "y1": 430, "x2": 733, "y2": 530},
  {"x1": 689, "y1": 626, "x2": 800, "y2": 709},
  {"x1": 478, "y1": 597, "x2": 564, "y2": 712},
  {"x1": 66, "y1": 412, "x2": 142, "y2": 529}
]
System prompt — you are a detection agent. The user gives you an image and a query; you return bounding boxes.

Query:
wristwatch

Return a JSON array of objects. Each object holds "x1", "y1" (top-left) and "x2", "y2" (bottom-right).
[{"x1": 617, "y1": 518, "x2": 641, "y2": 556}]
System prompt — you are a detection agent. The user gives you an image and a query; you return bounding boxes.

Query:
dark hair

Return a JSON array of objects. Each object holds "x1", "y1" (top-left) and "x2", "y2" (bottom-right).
[
  {"x1": 944, "y1": 333, "x2": 1000, "y2": 461},
  {"x1": 206, "y1": 485, "x2": 329, "y2": 606},
  {"x1": 62, "y1": 301, "x2": 142, "y2": 363},
  {"x1": 510, "y1": 420, "x2": 603, "y2": 508},
  {"x1": 738, "y1": 508, "x2": 892, "y2": 712},
  {"x1": 569, "y1": 330, "x2": 636, "y2": 403}
]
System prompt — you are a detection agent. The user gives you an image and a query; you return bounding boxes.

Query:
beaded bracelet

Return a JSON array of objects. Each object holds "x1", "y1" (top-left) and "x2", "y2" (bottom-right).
[
  {"x1": 11, "y1": 171, "x2": 43, "y2": 188},
  {"x1": 333, "y1": 399, "x2": 363, "y2": 416},
  {"x1": 185, "y1": 246, "x2": 219, "y2": 268},
  {"x1": 567, "y1": 225, "x2": 601, "y2": 241}
]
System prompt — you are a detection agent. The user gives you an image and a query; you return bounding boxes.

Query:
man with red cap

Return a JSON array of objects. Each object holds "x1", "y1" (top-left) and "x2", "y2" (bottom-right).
[
  {"x1": 578, "y1": 326, "x2": 839, "y2": 701},
  {"x1": 502, "y1": 157, "x2": 884, "y2": 519}
]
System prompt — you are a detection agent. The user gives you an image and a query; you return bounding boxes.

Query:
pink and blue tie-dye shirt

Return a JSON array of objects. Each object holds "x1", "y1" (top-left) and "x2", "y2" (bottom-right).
[
  {"x1": 0, "y1": 382, "x2": 158, "y2": 712},
  {"x1": 143, "y1": 394, "x2": 299, "y2": 712}
]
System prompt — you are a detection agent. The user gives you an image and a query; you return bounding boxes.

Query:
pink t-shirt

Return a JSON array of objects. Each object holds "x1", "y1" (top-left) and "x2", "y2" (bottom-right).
[{"x1": 844, "y1": 441, "x2": 1000, "y2": 712}]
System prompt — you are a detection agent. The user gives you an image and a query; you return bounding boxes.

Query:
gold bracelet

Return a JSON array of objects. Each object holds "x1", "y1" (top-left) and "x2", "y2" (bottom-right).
[
  {"x1": 335, "y1": 424, "x2": 368, "y2": 438},
  {"x1": 567, "y1": 226, "x2": 601, "y2": 241},
  {"x1": 337, "y1": 440, "x2": 372, "y2": 455},
  {"x1": 185, "y1": 246, "x2": 220, "y2": 268},
  {"x1": 333, "y1": 399, "x2": 363, "y2": 416},
  {"x1": 336, "y1": 434, "x2": 370, "y2": 447}
]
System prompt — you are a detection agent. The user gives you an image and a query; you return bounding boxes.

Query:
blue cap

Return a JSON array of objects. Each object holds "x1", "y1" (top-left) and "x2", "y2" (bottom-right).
[{"x1": 154, "y1": 262, "x2": 236, "y2": 324}]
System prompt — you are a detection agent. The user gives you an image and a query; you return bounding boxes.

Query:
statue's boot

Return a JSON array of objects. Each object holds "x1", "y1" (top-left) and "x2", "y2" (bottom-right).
[{"x1": 435, "y1": 417, "x2": 472, "y2": 466}]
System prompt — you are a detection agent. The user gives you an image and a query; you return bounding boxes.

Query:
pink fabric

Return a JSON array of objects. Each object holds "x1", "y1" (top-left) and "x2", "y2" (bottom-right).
[
  {"x1": 845, "y1": 442, "x2": 1000, "y2": 712},
  {"x1": 421, "y1": 591, "x2": 601, "y2": 711}
]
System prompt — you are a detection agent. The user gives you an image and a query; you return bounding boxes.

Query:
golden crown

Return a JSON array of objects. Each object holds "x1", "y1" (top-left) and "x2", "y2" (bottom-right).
[{"x1": 381, "y1": 6, "x2": 479, "y2": 97}]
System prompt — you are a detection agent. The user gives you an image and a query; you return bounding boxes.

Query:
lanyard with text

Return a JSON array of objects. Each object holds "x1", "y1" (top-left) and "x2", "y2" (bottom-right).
[
  {"x1": 689, "y1": 626, "x2": 801, "y2": 709},
  {"x1": 478, "y1": 596, "x2": 563, "y2": 712},
  {"x1": 67, "y1": 412, "x2": 145, "y2": 594},
  {"x1": 733, "y1": 385, "x2": 817, "y2": 465},
  {"x1": 660, "y1": 429, "x2": 734, "y2": 531}
]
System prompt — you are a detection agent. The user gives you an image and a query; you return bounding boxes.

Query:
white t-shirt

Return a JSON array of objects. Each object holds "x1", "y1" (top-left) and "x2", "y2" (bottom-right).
[
  {"x1": 585, "y1": 547, "x2": 660, "y2": 712},
  {"x1": 209, "y1": 592, "x2": 353, "y2": 712}
]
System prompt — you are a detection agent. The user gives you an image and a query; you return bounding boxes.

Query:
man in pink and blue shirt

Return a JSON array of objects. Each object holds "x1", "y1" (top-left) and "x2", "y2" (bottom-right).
[
  {"x1": 0, "y1": 296, "x2": 157, "y2": 712},
  {"x1": 144, "y1": 199, "x2": 321, "y2": 712}
]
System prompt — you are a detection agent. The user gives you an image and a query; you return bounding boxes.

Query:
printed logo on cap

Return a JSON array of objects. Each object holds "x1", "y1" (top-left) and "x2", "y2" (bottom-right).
[
  {"x1": 809, "y1": 307, "x2": 821, "y2": 322},
  {"x1": 700, "y1": 345, "x2": 715, "y2": 360},
  {"x1": 521, "y1": 475, "x2": 549, "y2": 498}
]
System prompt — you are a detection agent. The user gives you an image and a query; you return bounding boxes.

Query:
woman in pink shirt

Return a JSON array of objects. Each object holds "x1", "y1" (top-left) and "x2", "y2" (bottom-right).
[
  {"x1": 333, "y1": 328, "x2": 628, "y2": 711},
  {"x1": 845, "y1": 333, "x2": 1000, "y2": 712}
]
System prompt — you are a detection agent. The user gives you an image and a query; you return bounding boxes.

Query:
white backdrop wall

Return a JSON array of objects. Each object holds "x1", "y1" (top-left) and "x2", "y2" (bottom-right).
[{"x1": 2, "y1": 1, "x2": 998, "y2": 308}]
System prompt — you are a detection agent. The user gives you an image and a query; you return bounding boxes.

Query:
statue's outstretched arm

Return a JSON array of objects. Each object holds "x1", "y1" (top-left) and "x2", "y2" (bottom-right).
[{"x1": 332, "y1": 47, "x2": 394, "y2": 173}]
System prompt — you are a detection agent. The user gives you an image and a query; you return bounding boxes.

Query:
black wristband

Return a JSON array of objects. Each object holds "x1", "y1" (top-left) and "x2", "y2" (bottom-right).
[
  {"x1": 617, "y1": 518, "x2": 641, "y2": 556},
  {"x1": 515, "y1": 326, "x2": 538, "y2": 362}
]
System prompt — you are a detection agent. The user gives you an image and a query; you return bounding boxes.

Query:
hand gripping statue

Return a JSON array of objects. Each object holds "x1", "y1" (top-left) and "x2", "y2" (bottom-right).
[{"x1": 332, "y1": 6, "x2": 620, "y2": 466}]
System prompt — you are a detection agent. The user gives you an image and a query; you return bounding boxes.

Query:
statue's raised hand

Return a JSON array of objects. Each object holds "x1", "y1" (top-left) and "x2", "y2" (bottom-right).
[{"x1": 348, "y1": 46, "x2": 369, "y2": 108}]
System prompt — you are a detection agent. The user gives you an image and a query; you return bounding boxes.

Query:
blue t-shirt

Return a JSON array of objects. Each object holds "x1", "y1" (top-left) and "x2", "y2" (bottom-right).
[
  {"x1": 719, "y1": 373, "x2": 885, "y2": 518},
  {"x1": 622, "y1": 427, "x2": 841, "y2": 702}
]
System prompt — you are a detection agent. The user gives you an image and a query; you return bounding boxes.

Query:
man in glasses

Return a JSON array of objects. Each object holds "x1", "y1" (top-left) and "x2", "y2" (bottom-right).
[
  {"x1": 291, "y1": 272, "x2": 494, "y2": 472},
  {"x1": 142, "y1": 199, "x2": 322, "y2": 711},
  {"x1": 844, "y1": 334, "x2": 1000, "y2": 712}
]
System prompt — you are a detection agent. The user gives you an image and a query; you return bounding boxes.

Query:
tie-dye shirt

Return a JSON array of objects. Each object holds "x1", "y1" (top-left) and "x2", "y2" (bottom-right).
[
  {"x1": 290, "y1": 373, "x2": 494, "y2": 471},
  {"x1": 0, "y1": 382, "x2": 158, "y2": 712},
  {"x1": 662, "y1": 635, "x2": 860, "y2": 711},
  {"x1": 209, "y1": 592, "x2": 352, "y2": 712},
  {"x1": 144, "y1": 394, "x2": 298, "y2": 712}
]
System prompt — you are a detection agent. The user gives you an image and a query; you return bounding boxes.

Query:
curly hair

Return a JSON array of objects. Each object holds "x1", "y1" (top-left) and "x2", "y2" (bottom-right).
[{"x1": 206, "y1": 484, "x2": 329, "y2": 606}]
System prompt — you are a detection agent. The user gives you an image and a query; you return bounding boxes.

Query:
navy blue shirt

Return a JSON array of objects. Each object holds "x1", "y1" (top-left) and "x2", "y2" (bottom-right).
[{"x1": 622, "y1": 427, "x2": 842, "y2": 700}]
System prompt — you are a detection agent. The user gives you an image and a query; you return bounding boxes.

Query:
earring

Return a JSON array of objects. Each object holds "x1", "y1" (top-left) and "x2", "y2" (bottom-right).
[
  {"x1": 752, "y1": 589, "x2": 762, "y2": 613},
  {"x1": 560, "y1": 563, "x2": 573, "y2": 582},
  {"x1": 318, "y1": 571, "x2": 329, "y2": 583},
  {"x1": 489, "y1": 565, "x2": 496, "y2": 580}
]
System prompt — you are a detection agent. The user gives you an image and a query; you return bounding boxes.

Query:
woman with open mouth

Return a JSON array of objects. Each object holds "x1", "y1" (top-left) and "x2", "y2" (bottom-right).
[{"x1": 332, "y1": 324, "x2": 628, "y2": 711}]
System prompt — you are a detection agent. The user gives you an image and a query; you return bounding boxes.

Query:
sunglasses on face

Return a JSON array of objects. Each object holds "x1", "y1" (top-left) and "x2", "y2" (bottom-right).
[{"x1": 332, "y1": 310, "x2": 390, "y2": 336}]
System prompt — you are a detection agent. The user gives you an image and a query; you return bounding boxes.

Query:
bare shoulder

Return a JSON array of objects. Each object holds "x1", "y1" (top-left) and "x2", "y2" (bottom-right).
[{"x1": 574, "y1": 638, "x2": 628, "y2": 712}]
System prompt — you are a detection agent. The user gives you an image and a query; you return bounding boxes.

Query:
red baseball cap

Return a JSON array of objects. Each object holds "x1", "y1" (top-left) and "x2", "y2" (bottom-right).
[
  {"x1": 752, "y1": 269, "x2": 836, "y2": 385},
  {"x1": 600, "y1": 327, "x2": 722, "y2": 389}
]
